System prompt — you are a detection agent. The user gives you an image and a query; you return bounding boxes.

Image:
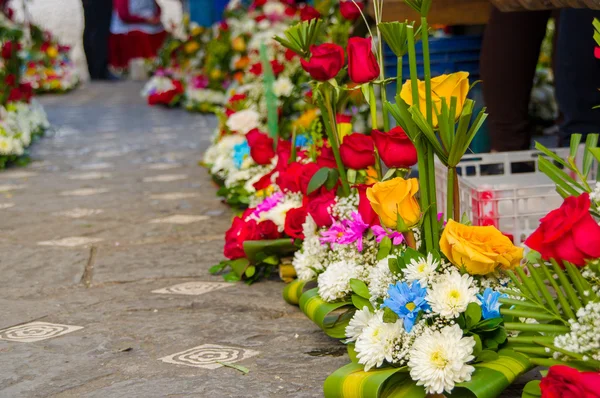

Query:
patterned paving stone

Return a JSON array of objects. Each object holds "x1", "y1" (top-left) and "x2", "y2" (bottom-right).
[
  {"x1": 0, "y1": 171, "x2": 38, "y2": 178},
  {"x1": 52, "y1": 208, "x2": 104, "y2": 218},
  {"x1": 145, "y1": 163, "x2": 182, "y2": 170},
  {"x1": 68, "y1": 172, "x2": 112, "y2": 180},
  {"x1": 149, "y1": 192, "x2": 199, "y2": 200},
  {"x1": 79, "y1": 162, "x2": 113, "y2": 170},
  {"x1": 159, "y1": 344, "x2": 260, "y2": 370},
  {"x1": 0, "y1": 322, "x2": 83, "y2": 343},
  {"x1": 60, "y1": 188, "x2": 109, "y2": 196},
  {"x1": 152, "y1": 281, "x2": 233, "y2": 296},
  {"x1": 0, "y1": 184, "x2": 25, "y2": 192},
  {"x1": 143, "y1": 174, "x2": 188, "y2": 183},
  {"x1": 0, "y1": 203, "x2": 15, "y2": 209}
]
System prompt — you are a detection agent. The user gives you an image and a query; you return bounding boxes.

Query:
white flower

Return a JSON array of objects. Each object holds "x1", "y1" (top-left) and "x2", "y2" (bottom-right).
[
  {"x1": 256, "y1": 196, "x2": 303, "y2": 231},
  {"x1": 427, "y1": 270, "x2": 479, "y2": 318},
  {"x1": 292, "y1": 215, "x2": 327, "y2": 280},
  {"x1": 346, "y1": 306, "x2": 377, "y2": 343},
  {"x1": 263, "y1": 1, "x2": 286, "y2": 16},
  {"x1": 318, "y1": 260, "x2": 361, "y2": 302},
  {"x1": 226, "y1": 109, "x2": 260, "y2": 133},
  {"x1": 408, "y1": 324, "x2": 475, "y2": 394},
  {"x1": 590, "y1": 182, "x2": 600, "y2": 203},
  {"x1": 403, "y1": 253, "x2": 439, "y2": 286},
  {"x1": 355, "y1": 312, "x2": 404, "y2": 371},
  {"x1": 367, "y1": 255, "x2": 399, "y2": 302},
  {"x1": 0, "y1": 135, "x2": 14, "y2": 155},
  {"x1": 273, "y1": 77, "x2": 294, "y2": 98}
]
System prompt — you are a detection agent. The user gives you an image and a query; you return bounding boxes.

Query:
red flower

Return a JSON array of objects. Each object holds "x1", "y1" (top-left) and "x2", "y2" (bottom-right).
[
  {"x1": 258, "y1": 220, "x2": 281, "y2": 239},
  {"x1": 284, "y1": 6, "x2": 297, "y2": 16},
  {"x1": 595, "y1": 47, "x2": 600, "y2": 59},
  {"x1": 224, "y1": 217, "x2": 260, "y2": 259},
  {"x1": 317, "y1": 145, "x2": 337, "y2": 168},
  {"x1": 246, "y1": 129, "x2": 276, "y2": 165},
  {"x1": 1, "y1": 41, "x2": 19, "y2": 59},
  {"x1": 340, "y1": 133, "x2": 375, "y2": 169},
  {"x1": 255, "y1": 14, "x2": 267, "y2": 22},
  {"x1": 249, "y1": 60, "x2": 285, "y2": 76},
  {"x1": 7, "y1": 87, "x2": 22, "y2": 103},
  {"x1": 300, "y1": 43, "x2": 345, "y2": 81},
  {"x1": 307, "y1": 191, "x2": 336, "y2": 227},
  {"x1": 285, "y1": 48, "x2": 298, "y2": 61},
  {"x1": 18, "y1": 83, "x2": 33, "y2": 103},
  {"x1": 40, "y1": 42, "x2": 50, "y2": 52},
  {"x1": 340, "y1": 1, "x2": 364, "y2": 20},
  {"x1": 347, "y1": 37, "x2": 380, "y2": 84},
  {"x1": 300, "y1": 5, "x2": 321, "y2": 21},
  {"x1": 249, "y1": 63, "x2": 263, "y2": 76},
  {"x1": 275, "y1": 140, "x2": 292, "y2": 170},
  {"x1": 357, "y1": 184, "x2": 380, "y2": 226},
  {"x1": 277, "y1": 162, "x2": 304, "y2": 193},
  {"x1": 371, "y1": 127, "x2": 418, "y2": 168},
  {"x1": 284, "y1": 207, "x2": 308, "y2": 239},
  {"x1": 5, "y1": 73, "x2": 16, "y2": 86},
  {"x1": 540, "y1": 366, "x2": 600, "y2": 398},
  {"x1": 219, "y1": 21, "x2": 229, "y2": 31},
  {"x1": 228, "y1": 93, "x2": 247, "y2": 104},
  {"x1": 336, "y1": 113, "x2": 352, "y2": 124},
  {"x1": 253, "y1": 170, "x2": 275, "y2": 191},
  {"x1": 298, "y1": 163, "x2": 321, "y2": 195},
  {"x1": 525, "y1": 193, "x2": 600, "y2": 266},
  {"x1": 147, "y1": 80, "x2": 184, "y2": 106},
  {"x1": 253, "y1": 0, "x2": 267, "y2": 6}
]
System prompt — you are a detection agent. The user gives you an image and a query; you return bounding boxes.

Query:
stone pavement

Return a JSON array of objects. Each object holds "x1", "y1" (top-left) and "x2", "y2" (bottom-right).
[{"x1": 0, "y1": 82, "x2": 347, "y2": 398}]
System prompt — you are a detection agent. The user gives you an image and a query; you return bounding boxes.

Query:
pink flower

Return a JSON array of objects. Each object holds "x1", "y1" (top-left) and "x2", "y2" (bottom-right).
[
  {"x1": 319, "y1": 221, "x2": 346, "y2": 248},
  {"x1": 253, "y1": 192, "x2": 284, "y2": 216},
  {"x1": 338, "y1": 212, "x2": 369, "y2": 251},
  {"x1": 372, "y1": 225, "x2": 404, "y2": 245},
  {"x1": 191, "y1": 75, "x2": 209, "y2": 89}
]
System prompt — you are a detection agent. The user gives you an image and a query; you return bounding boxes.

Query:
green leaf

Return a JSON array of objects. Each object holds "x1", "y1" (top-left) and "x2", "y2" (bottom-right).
[
  {"x1": 216, "y1": 361, "x2": 250, "y2": 374},
  {"x1": 378, "y1": 21, "x2": 409, "y2": 57},
  {"x1": 538, "y1": 156, "x2": 582, "y2": 196},
  {"x1": 307, "y1": 167, "x2": 330, "y2": 195},
  {"x1": 244, "y1": 265, "x2": 256, "y2": 278},
  {"x1": 352, "y1": 294, "x2": 374, "y2": 311},
  {"x1": 570, "y1": 134, "x2": 582, "y2": 159},
  {"x1": 209, "y1": 262, "x2": 227, "y2": 274},
  {"x1": 349, "y1": 278, "x2": 371, "y2": 299},
  {"x1": 383, "y1": 307, "x2": 399, "y2": 323},
  {"x1": 299, "y1": 288, "x2": 353, "y2": 339},
  {"x1": 477, "y1": 349, "x2": 500, "y2": 362},
  {"x1": 325, "y1": 168, "x2": 339, "y2": 191},
  {"x1": 388, "y1": 257, "x2": 402, "y2": 275},
  {"x1": 376, "y1": 236, "x2": 392, "y2": 260},
  {"x1": 472, "y1": 334, "x2": 483, "y2": 356},
  {"x1": 583, "y1": 134, "x2": 599, "y2": 177},
  {"x1": 522, "y1": 380, "x2": 542, "y2": 398},
  {"x1": 465, "y1": 302, "x2": 482, "y2": 327},
  {"x1": 223, "y1": 272, "x2": 241, "y2": 282},
  {"x1": 230, "y1": 258, "x2": 250, "y2": 277},
  {"x1": 473, "y1": 317, "x2": 503, "y2": 331}
]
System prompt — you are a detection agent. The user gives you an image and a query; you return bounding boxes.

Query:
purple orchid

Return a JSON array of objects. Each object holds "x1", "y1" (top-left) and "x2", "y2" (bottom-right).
[
  {"x1": 371, "y1": 225, "x2": 404, "y2": 246},
  {"x1": 338, "y1": 212, "x2": 369, "y2": 251}
]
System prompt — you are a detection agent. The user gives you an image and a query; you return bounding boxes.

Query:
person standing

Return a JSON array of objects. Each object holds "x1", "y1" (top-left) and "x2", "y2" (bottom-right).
[
  {"x1": 82, "y1": 0, "x2": 114, "y2": 80},
  {"x1": 108, "y1": 0, "x2": 166, "y2": 70}
]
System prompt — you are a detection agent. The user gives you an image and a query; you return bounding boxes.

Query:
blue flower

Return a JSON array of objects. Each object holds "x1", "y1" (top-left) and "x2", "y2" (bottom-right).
[
  {"x1": 232, "y1": 141, "x2": 250, "y2": 169},
  {"x1": 382, "y1": 281, "x2": 430, "y2": 332},
  {"x1": 477, "y1": 288, "x2": 506, "y2": 319},
  {"x1": 294, "y1": 134, "x2": 312, "y2": 148}
]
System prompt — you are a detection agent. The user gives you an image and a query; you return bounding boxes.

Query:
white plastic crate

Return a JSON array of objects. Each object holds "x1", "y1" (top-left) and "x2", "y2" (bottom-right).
[{"x1": 435, "y1": 147, "x2": 596, "y2": 244}]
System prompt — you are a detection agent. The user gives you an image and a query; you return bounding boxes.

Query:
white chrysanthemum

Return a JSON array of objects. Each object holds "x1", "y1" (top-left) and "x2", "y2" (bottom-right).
[
  {"x1": 0, "y1": 136, "x2": 14, "y2": 155},
  {"x1": 355, "y1": 312, "x2": 404, "y2": 371},
  {"x1": 292, "y1": 215, "x2": 327, "y2": 280},
  {"x1": 186, "y1": 88, "x2": 226, "y2": 105},
  {"x1": 403, "y1": 253, "x2": 439, "y2": 286},
  {"x1": 408, "y1": 324, "x2": 475, "y2": 394},
  {"x1": 427, "y1": 270, "x2": 479, "y2": 318},
  {"x1": 367, "y1": 255, "x2": 399, "y2": 302},
  {"x1": 273, "y1": 77, "x2": 294, "y2": 98},
  {"x1": 318, "y1": 260, "x2": 361, "y2": 302},
  {"x1": 226, "y1": 109, "x2": 260, "y2": 133},
  {"x1": 253, "y1": 194, "x2": 303, "y2": 231},
  {"x1": 345, "y1": 306, "x2": 377, "y2": 343}
]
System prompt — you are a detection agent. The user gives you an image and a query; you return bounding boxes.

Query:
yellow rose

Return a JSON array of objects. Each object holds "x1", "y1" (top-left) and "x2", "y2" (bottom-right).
[
  {"x1": 366, "y1": 177, "x2": 421, "y2": 229},
  {"x1": 231, "y1": 36, "x2": 246, "y2": 52},
  {"x1": 46, "y1": 46, "x2": 58, "y2": 58},
  {"x1": 294, "y1": 108, "x2": 319, "y2": 130},
  {"x1": 184, "y1": 41, "x2": 200, "y2": 54},
  {"x1": 337, "y1": 121, "x2": 352, "y2": 141},
  {"x1": 400, "y1": 71, "x2": 469, "y2": 127},
  {"x1": 440, "y1": 219, "x2": 524, "y2": 275}
]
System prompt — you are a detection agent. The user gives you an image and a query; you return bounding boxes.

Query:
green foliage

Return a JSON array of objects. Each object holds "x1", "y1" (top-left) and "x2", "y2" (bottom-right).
[{"x1": 274, "y1": 19, "x2": 324, "y2": 59}]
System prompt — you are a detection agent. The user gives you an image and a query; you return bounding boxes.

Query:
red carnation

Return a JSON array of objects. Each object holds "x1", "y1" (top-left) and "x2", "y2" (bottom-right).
[
  {"x1": 339, "y1": 133, "x2": 375, "y2": 170},
  {"x1": 371, "y1": 127, "x2": 418, "y2": 168}
]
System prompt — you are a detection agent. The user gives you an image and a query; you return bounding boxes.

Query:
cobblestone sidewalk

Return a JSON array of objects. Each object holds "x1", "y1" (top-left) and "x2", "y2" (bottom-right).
[{"x1": 0, "y1": 82, "x2": 346, "y2": 398}]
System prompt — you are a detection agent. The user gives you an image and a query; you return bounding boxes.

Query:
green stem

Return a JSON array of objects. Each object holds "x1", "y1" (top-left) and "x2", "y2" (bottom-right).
[
  {"x1": 289, "y1": 128, "x2": 298, "y2": 164},
  {"x1": 396, "y1": 55, "x2": 402, "y2": 98},
  {"x1": 369, "y1": 84, "x2": 378, "y2": 130},
  {"x1": 421, "y1": 17, "x2": 433, "y2": 125},
  {"x1": 321, "y1": 88, "x2": 350, "y2": 197},
  {"x1": 447, "y1": 167, "x2": 455, "y2": 221},
  {"x1": 374, "y1": 0, "x2": 389, "y2": 131}
]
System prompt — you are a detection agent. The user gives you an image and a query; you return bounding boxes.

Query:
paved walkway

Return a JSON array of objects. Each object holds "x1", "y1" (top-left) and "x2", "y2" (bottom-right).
[{"x1": 0, "y1": 82, "x2": 345, "y2": 397}]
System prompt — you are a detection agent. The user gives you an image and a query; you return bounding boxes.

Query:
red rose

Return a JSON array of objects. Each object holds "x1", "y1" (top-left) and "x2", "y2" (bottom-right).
[
  {"x1": 340, "y1": 133, "x2": 375, "y2": 170},
  {"x1": 347, "y1": 37, "x2": 380, "y2": 84},
  {"x1": 340, "y1": 1, "x2": 364, "y2": 20},
  {"x1": 253, "y1": 170, "x2": 275, "y2": 191},
  {"x1": 307, "y1": 191, "x2": 336, "y2": 227},
  {"x1": 1, "y1": 41, "x2": 19, "y2": 59},
  {"x1": 5, "y1": 73, "x2": 15, "y2": 86},
  {"x1": 285, "y1": 6, "x2": 297, "y2": 16},
  {"x1": 258, "y1": 220, "x2": 281, "y2": 239},
  {"x1": 317, "y1": 145, "x2": 337, "y2": 168},
  {"x1": 525, "y1": 193, "x2": 600, "y2": 266},
  {"x1": 7, "y1": 87, "x2": 22, "y2": 103},
  {"x1": 246, "y1": 129, "x2": 276, "y2": 165},
  {"x1": 336, "y1": 113, "x2": 352, "y2": 124},
  {"x1": 277, "y1": 162, "x2": 304, "y2": 193},
  {"x1": 595, "y1": 47, "x2": 600, "y2": 59},
  {"x1": 148, "y1": 80, "x2": 183, "y2": 106},
  {"x1": 228, "y1": 93, "x2": 246, "y2": 104},
  {"x1": 40, "y1": 42, "x2": 50, "y2": 52},
  {"x1": 253, "y1": 0, "x2": 267, "y2": 6},
  {"x1": 357, "y1": 184, "x2": 380, "y2": 226},
  {"x1": 249, "y1": 60, "x2": 284, "y2": 76},
  {"x1": 540, "y1": 366, "x2": 600, "y2": 398},
  {"x1": 300, "y1": 5, "x2": 320, "y2": 21},
  {"x1": 249, "y1": 63, "x2": 263, "y2": 76},
  {"x1": 219, "y1": 21, "x2": 229, "y2": 31},
  {"x1": 18, "y1": 83, "x2": 32, "y2": 103},
  {"x1": 371, "y1": 127, "x2": 418, "y2": 168},
  {"x1": 255, "y1": 14, "x2": 266, "y2": 22},
  {"x1": 284, "y1": 207, "x2": 308, "y2": 239},
  {"x1": 224, "y1": 217, "x2": 259, "y2": 259},
  {"x1": 275, "y1": 140, "x2": 292, "y2": 170},
  {"x1": 300, "y1": 43, "x2": 345, "y2": 81}
]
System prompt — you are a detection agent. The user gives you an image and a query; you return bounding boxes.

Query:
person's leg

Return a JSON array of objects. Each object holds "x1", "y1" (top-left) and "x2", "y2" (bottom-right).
[
  {"x1": 480, "y1": 7, "x2": 551, "y2": 151},
  {"x1": 94, "y1": 0, "x2": 113, "y2": 79},
  {"x1": 555, "y1": 9, "x2": 600, "y2": 146},
  {"x1": 81, "y1": 0, "x2": 95, "y2": 78}
]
